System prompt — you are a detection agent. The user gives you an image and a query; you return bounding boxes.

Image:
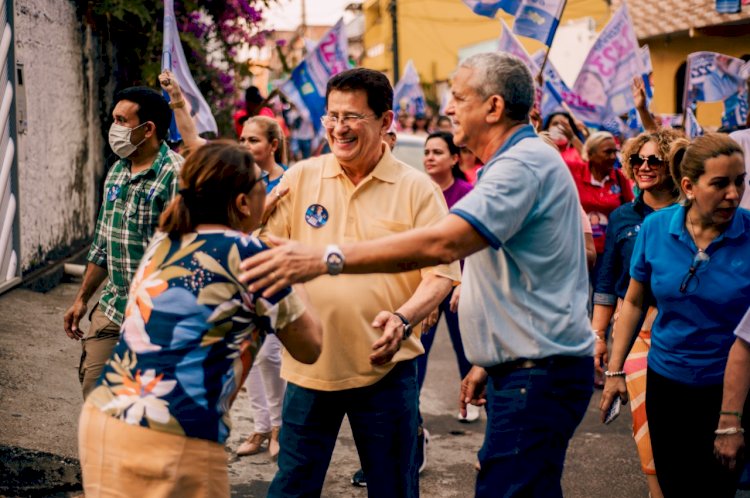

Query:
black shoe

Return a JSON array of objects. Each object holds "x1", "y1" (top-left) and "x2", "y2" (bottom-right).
[
  {"x1": 416, "y1": 426, "x2": 430, "y2": 474},
  {"x1": 351, "y1": 468, "x2": 367, "y2": 487}
]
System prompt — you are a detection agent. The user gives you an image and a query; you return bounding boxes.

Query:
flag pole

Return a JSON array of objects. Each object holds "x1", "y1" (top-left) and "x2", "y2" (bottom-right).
[{"x1": 536, "y1": 0, "x2": 568, "y2": 81}]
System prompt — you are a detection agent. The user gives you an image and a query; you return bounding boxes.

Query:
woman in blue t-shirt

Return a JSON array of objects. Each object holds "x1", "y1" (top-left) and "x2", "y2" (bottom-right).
[
  {"x1": 79, "y1": 142, "x2": 321, "y2": 498},
  {"x1": 601, "y1": 134, "x2": 749, "y2": 498}
]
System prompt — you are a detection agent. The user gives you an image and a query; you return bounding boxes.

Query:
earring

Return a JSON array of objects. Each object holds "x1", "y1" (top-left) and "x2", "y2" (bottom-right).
[{"x1": 687, "y1": 194, "x2": 694, "y2": 200}]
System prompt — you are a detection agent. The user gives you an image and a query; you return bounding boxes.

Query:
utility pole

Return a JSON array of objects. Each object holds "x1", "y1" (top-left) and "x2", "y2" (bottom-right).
[{"x1": 388, "y1": 0, "x2": 399, "y2": 82}]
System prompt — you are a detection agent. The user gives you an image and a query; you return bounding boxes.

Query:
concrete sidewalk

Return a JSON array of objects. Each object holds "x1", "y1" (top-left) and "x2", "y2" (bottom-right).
[{"x1": 2, "y1": 281, "x2": 748, "y2": 497}]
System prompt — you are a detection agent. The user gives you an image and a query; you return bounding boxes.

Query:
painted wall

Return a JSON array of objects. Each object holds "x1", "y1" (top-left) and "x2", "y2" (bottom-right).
[{"x1": 14, "y1": 0, "x2": 105, "y2": 270}]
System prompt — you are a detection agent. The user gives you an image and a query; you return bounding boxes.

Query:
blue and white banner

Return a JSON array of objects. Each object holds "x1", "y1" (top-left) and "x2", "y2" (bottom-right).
[
  {"x1": 531, "y1": 50, "x2": 603, "y2": 128},
  {"x1": 685, "y1": 107, "x2": 704, "y2": 139},
  {"x1": 512, "y1": 0, "x2": 565, "y2": 46},
  {"x1": 716, "y1": 0, "x2": 741, "y2": 13},
  {"x1": 393, "y1": 60, "x2": 427, "y2": 118},
  {"x1": 685, "y1": 51, "x2": 749, "y2": 103},
  {"x1": 281, "y1": 20, "x2": 350, "y2": 136},
  {"x1": 498, "y1": 19, "x2": 538, "y2": 73},
  {"x1": 462, "y1": 0, "x2": 520, "y2": 18},
  {"x1": 572, "y1": 5, "x2": 645, "y2": 121},
  {"x1": 162, "y1": 0, "x2": 218, "y2": 138}
]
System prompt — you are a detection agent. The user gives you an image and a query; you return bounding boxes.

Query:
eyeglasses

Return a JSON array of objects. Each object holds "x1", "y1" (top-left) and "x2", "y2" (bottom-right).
[
  {"x1": 630, "y1": 154, "x2": 665, "y2": 169},
  {"x1": 320, "y1": 113, "x2": 374, "y2": 128},
  {"x1": 679, "y1": 249, "x2": 710, "y2": 294}
]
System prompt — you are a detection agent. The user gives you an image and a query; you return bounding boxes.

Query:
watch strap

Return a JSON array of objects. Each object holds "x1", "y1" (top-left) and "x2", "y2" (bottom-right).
[{"x1": 392, "y1": 312, "x2": 411, "y2": 340}]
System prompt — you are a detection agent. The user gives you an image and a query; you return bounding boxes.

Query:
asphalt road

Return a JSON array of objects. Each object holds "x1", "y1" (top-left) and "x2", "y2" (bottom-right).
[{"x1": 0, "y1": 281, "x2": 747, "y2": 497}]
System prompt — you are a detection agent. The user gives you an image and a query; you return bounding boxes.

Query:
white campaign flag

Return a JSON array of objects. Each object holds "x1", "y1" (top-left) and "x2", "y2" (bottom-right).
[
  {"x1": 572, "y1": 5, "x2": 645, "y2": 120},
  {"x1": 162, "y1": 0, "x2": 218, "y2": 135}
]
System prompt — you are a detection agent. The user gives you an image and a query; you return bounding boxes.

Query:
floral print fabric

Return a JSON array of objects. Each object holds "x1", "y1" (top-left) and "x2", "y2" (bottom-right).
[{"x1": 87, "y1": 230, "x2": 304, "y2": 443}]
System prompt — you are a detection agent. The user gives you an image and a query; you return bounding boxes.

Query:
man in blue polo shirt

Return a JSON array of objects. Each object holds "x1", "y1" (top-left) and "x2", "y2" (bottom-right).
[{"x1": 238, "y1": 52, "x2": 594, "y2": 498}]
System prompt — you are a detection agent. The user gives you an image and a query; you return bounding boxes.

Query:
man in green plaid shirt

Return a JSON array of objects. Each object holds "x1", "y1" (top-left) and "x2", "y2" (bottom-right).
[{"x1": 63, "y1": 87, "x2": 184, "y2": 399}]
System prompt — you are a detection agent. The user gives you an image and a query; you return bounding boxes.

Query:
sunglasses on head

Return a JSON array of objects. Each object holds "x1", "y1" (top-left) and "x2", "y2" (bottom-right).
[{"x1": 629, "y1": 154, "x2": 664, "y2": 168}]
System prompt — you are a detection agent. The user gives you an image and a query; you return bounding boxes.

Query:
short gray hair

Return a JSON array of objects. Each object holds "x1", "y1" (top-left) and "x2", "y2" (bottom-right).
[
  {"x1": 458, "y1": 52, "x2": 534, "y2": 122},
  {"x1": 583, "y1": 131, "x2": 615, "y2": 161}
]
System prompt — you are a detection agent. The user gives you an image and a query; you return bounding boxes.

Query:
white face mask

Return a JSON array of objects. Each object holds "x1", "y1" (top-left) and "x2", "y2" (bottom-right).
[{"x1": 108, "y1": 122, "x2": 147, "y2": 158}]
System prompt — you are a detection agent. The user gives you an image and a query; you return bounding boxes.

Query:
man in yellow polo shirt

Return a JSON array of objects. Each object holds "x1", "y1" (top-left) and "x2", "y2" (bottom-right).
[{"x1": 261, "y1": 68, "x2": 459, "y2": 498}]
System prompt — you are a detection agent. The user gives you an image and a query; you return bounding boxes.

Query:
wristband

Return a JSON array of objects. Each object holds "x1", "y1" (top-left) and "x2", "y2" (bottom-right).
[
  {"x1": 715, "y1": 427, "x2": 744, "y2": 436},
  {"x1": 169, "y1": 100, "x2": 185, "y2": 109},
  {"x1": 604, "y1": 370, "x2": 626, "y2": 377}
]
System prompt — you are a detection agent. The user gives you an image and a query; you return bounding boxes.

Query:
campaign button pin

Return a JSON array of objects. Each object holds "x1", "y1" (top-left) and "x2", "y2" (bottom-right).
[
  {"x1": 305, "y1": 204, "x2": 329, "y2": 228},
  {"x1": 107, "y1": 185, "x2": 120, "y2": 202}
]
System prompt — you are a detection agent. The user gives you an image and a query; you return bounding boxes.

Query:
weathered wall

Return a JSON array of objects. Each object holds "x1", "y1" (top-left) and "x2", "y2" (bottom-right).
[{"x1": 14, "y1": 0, "x2": 105, "y2": 271}]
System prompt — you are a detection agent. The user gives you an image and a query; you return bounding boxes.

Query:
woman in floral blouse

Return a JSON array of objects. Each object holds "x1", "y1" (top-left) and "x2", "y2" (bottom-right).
[{"x1": 78, "y1": 141, "x2": 321, "y2": 498}]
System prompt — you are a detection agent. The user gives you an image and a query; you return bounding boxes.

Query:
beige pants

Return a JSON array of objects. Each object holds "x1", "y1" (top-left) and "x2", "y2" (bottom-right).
[
  {"x1": 79, "y1": 308, "x2": 120, "y2": 399},
  {"x1": 78, "y1": 403, "x2": 229, "y2": 498}
]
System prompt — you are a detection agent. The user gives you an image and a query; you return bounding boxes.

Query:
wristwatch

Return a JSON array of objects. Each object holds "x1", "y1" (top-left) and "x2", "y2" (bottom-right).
[
  {"x1": 393, "y1": 312, "x2": 412, "y2": 340},
  {"x1": 323, "y1": 244, "x2": 345, "y2": 275}
]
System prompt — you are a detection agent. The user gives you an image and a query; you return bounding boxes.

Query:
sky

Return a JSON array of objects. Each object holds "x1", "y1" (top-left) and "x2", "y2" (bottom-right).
[{"x1": 262, "y1": 0, "x2": 354, "y2": 31}]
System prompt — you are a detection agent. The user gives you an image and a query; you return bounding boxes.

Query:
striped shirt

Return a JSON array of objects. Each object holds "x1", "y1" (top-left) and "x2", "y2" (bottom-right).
[{"x1": 87, "y1": 142, "x2": 183, "y2": 325}]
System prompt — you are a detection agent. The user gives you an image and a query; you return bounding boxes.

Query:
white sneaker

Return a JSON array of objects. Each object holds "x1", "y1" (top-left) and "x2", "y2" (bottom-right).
[{"x1": 457, "y1": 404, "x2": 480, "y2": 423}]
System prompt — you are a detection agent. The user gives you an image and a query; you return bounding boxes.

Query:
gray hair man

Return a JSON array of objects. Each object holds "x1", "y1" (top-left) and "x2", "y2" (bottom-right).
[{"x1": 240, "y1": 52, "x2": 594, "y2": 498}]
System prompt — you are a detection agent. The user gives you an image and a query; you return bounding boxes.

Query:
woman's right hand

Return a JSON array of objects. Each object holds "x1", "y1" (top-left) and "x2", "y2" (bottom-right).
[{"x1": 599, "y1": 376, "x2": 628, "y2": 423}]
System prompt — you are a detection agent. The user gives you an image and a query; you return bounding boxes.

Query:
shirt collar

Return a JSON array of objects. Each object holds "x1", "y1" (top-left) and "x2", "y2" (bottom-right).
[
  {"x1": 322, "y1": 142, "x2": 400, "y2": 184},
  {"x1": 124, "y1": 141, "x2": 170, "y2": 180},
  {"x1": 486, "y1": 124, "x2": 537, "y2": 165},
  {"x1": 668, "y1": 204, "x2": 749, "y2": 246}
]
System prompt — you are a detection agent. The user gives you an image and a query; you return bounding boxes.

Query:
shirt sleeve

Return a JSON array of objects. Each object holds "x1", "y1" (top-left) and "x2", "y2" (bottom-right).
[
  {"x1": 734, "y1": 305, "x2": 750, "y2": 343},
  {"x1": 237, "y1": 236, "x2": 305, "y2": 334},
  {"x1": 629, "y1": 219, "x2": 650, "y2": 284},
  {"x1": 450, "y1": 158, "x2": 539, "y2": 250},
  {"x1": 593, "y1": 211, "x2": 620, "y2": 305},
  {"x1": 258, "y1": 173, "x2": 293, "y2": 242},
  {"x1": 86, "y1": 182, "x2": 110, "y2": 268},
  {"x1": 411, "y1": 177, "x2": 461, "y2": 282}
]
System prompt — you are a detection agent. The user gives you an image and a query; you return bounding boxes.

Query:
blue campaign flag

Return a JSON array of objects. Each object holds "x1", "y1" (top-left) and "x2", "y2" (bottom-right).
[
  {"x1": 280, "y1": 20, "x2": 349, "y2": 137},
  {"x1": 512, "y1": 0, "x2": 565, "y2": 46},
  {"x1": 716, "y1": 0, "x2": 741, "y2": 13},
  {"x1": 462, "y1": 0, "x2": 520, "y2": 18},
  {"x1": 685, "y1": 52, "x2": 749, "y2": 104},
  {"x1": 393, "y1": 60, "x2": 426, "y2": 118}
]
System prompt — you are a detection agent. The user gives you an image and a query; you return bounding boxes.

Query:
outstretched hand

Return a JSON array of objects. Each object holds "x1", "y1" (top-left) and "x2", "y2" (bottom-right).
[{"x1": 239, "y1": 235, "x2": 326, "y2": 297}]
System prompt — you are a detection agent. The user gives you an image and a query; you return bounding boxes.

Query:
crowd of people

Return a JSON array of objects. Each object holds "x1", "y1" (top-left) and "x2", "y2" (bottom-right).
[{"x1": 61, "y1": 49, "x2": 750, "y2": 498}]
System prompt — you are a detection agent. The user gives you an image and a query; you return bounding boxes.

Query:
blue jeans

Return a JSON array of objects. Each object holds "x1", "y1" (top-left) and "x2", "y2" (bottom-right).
[
  {"x1": 268, "y1": 360, "x2": 419, "y2": 498},
  {"x1": 476, "y1": 356, "x2": 593, "y2": 498},
  {"x1": 417, "y1": 289, "x2": 472, "y2": 391}
]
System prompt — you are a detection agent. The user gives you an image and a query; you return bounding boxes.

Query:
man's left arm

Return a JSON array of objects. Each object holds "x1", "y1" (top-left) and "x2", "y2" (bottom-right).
[{"x1": 369, "y1": 273, "x2": 454, "y2": 366}]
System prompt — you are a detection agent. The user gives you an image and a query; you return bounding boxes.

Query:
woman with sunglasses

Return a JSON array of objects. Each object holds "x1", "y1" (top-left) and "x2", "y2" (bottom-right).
[
  {"x1": 78, "y1": 142, "x2": 321, "y2": 498},
  {"x1": 600, "y1": 133, "x2": 749, "y2": 497},
  {"x1": 592, "y1": 128, "x2": 681, "y2": 498}
]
